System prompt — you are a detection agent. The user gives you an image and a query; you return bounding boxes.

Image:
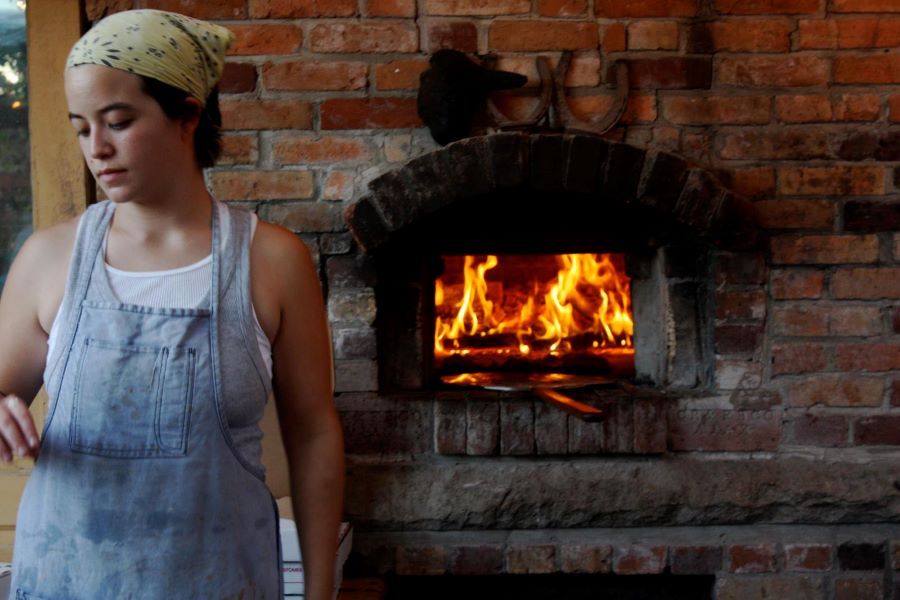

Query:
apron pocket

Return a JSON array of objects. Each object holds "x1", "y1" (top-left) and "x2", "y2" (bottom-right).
[{"x1": 70, "y1": 338, "x2": 195, "y2": 458}]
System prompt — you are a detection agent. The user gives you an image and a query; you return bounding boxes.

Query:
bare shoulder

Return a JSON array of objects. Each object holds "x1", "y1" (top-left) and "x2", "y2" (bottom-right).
[
  {"x1": 252, "y1": 220, "x2": 314, "y2": 267},
  {"x1": 251, "y1": 220, "x2": 318, "y2": 290},
  {"x1": 250, "y1": 219, "x2": 321, "y2": 342},
  {"x1": 8, "y1": 216, "x2": 80, "y2": 331}
]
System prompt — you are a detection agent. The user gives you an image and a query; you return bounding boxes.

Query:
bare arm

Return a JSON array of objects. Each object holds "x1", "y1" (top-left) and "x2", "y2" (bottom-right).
[
  {"x1": 257, "y1": 223, "x2": 344, "y2": 600},
  {"x1": 0, "y1": 222, "x2": 74, "y2": 462}
]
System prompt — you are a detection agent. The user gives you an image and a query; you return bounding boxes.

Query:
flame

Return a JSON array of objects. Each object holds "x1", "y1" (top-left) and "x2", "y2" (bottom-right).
[{"x1": 435, "y1": 254, "x2": 633, "y2": 362}]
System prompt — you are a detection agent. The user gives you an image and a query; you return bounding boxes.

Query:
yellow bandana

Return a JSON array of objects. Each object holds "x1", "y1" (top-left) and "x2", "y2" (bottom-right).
[{"x1": 66, "y1": 9, "x2": 233, "y2": 104}]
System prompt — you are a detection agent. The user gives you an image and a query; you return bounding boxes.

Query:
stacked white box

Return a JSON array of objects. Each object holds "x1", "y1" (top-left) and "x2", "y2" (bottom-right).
[{"x1": 280, "y1": 519, "x2": 352, "y2": 598}]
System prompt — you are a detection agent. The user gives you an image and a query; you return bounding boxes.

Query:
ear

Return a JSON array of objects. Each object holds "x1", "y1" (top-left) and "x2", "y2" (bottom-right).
[{"x1": 180, "y1": 97, "x2": 203, "y2": 139}]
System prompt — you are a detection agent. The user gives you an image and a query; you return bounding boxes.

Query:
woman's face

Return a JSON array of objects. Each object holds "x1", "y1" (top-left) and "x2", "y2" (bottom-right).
[{"x1": 64, "y1": 64, "x2": 196, "y2": 205}]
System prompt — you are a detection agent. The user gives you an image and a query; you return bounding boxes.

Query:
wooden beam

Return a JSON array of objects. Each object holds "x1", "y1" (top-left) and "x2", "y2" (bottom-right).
[{"x1": 27, "y1": 0, "x2": 89, "y2": 229}]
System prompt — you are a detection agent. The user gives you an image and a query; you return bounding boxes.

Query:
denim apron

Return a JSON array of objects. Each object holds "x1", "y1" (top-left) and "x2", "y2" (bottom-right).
[{"x1": 11, "y1": 201, "x2": 281, "y2": 599}]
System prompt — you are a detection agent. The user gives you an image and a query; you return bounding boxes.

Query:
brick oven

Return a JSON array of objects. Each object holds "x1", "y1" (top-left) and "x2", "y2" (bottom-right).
[
  {"x1": 80, "y1": 0, "x2": 900, "y2": 596},
  {"x1": 339, "y1": 132, "x2": 900, "y2": 597}
]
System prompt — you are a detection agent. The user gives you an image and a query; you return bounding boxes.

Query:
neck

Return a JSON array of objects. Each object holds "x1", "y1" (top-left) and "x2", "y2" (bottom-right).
[{"x1": 111, "y1": 173, "x2": 213, "y2": 239}]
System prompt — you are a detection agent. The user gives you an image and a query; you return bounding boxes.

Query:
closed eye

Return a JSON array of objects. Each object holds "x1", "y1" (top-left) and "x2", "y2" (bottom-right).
[{"x1": 109, "y1": 119, "x2": 133, "y2": 130}]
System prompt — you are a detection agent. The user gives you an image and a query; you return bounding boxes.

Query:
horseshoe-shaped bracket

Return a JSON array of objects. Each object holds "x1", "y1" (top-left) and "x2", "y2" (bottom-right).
[{"x1": 486, "y1": 51, "x2": 630, "y2": 136}]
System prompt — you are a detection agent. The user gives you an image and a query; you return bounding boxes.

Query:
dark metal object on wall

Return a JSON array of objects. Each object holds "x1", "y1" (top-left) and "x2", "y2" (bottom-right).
[{"x1": 417, "y1": 49, "x2": 528, "y2": 146}]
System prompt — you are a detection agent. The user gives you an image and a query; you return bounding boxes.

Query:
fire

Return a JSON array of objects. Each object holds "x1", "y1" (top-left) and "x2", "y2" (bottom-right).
[{"x1": 434, "y1": 254, "x2": 634, "y2": 368}]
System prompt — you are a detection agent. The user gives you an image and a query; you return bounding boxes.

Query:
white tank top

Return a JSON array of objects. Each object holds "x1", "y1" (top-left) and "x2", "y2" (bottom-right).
[{"x1": 47, "y1": 203, "x2": 273, "y2": 378}]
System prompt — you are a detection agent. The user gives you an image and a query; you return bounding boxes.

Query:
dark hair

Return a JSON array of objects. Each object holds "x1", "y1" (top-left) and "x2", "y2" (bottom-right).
[{"x1": 139, "y1": 76, "x2": 222, "y2": 169}]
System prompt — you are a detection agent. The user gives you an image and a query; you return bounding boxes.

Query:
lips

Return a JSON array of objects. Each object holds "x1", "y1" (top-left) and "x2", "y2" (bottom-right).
[{"x1": 96, "y1": 168, "x2": 127, "y2": 183}]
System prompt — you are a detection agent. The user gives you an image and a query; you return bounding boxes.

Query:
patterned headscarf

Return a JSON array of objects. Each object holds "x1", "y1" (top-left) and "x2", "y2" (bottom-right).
[{"x1": 66, "y1": 9, "x2": 233, "y2": 105}]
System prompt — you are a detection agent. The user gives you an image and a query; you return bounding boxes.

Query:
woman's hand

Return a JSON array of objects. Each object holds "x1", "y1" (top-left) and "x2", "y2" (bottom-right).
[{"x1": 0, "y1": 394, "x2": 40, "y2": 463}]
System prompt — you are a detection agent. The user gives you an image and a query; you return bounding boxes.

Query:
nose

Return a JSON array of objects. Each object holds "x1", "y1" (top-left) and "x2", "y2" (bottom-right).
[{"x1": 88, "y1": 127, "x2": 113, "y2": 159}]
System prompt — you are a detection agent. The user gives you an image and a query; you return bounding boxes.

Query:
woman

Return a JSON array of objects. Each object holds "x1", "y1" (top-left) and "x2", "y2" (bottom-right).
[{"x1": 0, "y1": 9, "x2": 344, "y2": 599}]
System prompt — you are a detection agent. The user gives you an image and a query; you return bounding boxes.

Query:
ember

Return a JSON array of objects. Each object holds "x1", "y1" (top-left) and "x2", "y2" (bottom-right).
[{"x1": 434, "y1": 253, "x2": 634, "y2": 375}]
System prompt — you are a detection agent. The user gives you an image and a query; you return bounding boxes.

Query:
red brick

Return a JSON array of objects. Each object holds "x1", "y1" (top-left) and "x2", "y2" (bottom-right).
[
  {"x1": 718, "y1": 56, "x2": 829, "y2": 87},
  {"x1": 263, "y1": 61, "x2": 368, "y2": 92},
  {"x1": 833, "y1": 577, "x2": 883, "y2": 600},
  {"x1": 626, "y1": 57, "x2": 712, "y2": 89},
  {"x1": 538, "y1": 0, "x2": 587, "y2": 16},
  {"x1": 602, "y1": 23, "x2": 627, "y2": 52},
  {"x1": 786, "y1": 376, "x2": 884, "y2": 407},
  {"x1": 274, "y1": 135, "x2": 372, "y2": 165},
  {"x1": 220, "y1": 63, "x2": 257, "y2": 94},
  {"x1": 784, "y1": 544, "x2": 833, "y2": 571},
  {"x1": 568, "y1": 94, "x2": 657, "y2": 124},
  {"x1": 893, "y1": 380, "x2": 900, "y2": 406},
  {"x1": 732, "y1": 167, "x2": 775, "y2": 197},
  {"x1": 490, "y1": 21, "x2": 598, "y2": 51},
  {"x1": 663, "y1": 96, "x2": 769, "y2": 125},
  {"x1": 754, "y1": 200, "x2": 834, "y2": 230},
  {"x1": 322, "y1": 170, "x2": 356, "y2": 201},
  {"x1": 424, "y1": 21, "x2": 478, "y2": 52},
  {"x1": 836, "y1": 343, "x2": 900, "y2": 372},
  {"x1": 772, "y1": 343, "x2": 828, "y2": 375},
  {"x1": 837, "y1": 17, "x2": 900, "y2": 48},
  {"x1": 365, "y1": 0, "x2": 416, "y2": 16},
  {"x1": 227, "y1": 24, "x2": 303, "y2": 56},
  {"x1": 310, "y1": 22, "x2": 419, "y2": 53},
  {"x1": 250, "y1": 0, "x2": 357, "y2": 17},
  {"x1": 771, "y1": 270, "x2": 825, "y2": 300},
  {"x1": 141, "y1": 0, "x2": 246, "y2": 18},
  {"x1": 792, "y1": 414, "x2": 849, "y2": 447},
  {"x1": 853, "y1": 415, "x2": 900, "y2": 446},
  {"x1": 396, "y1": 546, "x2": 446, "y2": 575},
  {"x1": 321, "y1": 98, "x2": 421, "y2": 129},
  {"x1": 770, "y1": 234, "x2": 879, "y2": 265},
  {"x1": 827, "y1": 305, "x2": 881, "y2": 336},
  {"x1": 720, "y1": 130, "x2": 829, "y2": 161},
  {"x1": 778, "y1": 166, "x2": 885, "y2": 196},
  {"x1": 833, "y1": 0, "x2": 900, "y2": 11},
  {"x1": 708, "y1": 19, "x2": 792, "y2": 52},
  {"x1": 449, "y1": 545, "x2": 503, "y2": 575},
  {"x1": 776, "y1": 95, "x2": 832, "y2": 123},
  {"x1": 835, "y1": 55, "x2": 900, "y2": 84},
  {"x1": 505, "y1": 545, "x2": 556, "y2": 574},
  {"x1": 715, "y1": 0, "x2": 821, "y2": 13},
  {"x1": 668, "y1": 408, "x2": 781, "y2": 451},
  {"x1": 833, "y1": 267, "x2": 900, "y2": 299},
  {"x1": 221, "y1": 99, "x2": 313, "y2": 130},
  {"x1": 835, "y1": 94, "x2": 881, "y2": 121},
  {"x1": 797, "y1": 19, "x2": 837, "y2": 49},
  {"x1": 208, "y1": 170, "x2": 314, "y2": 201},
  {"x1": 85, "y1": 0, "x2": 131, "y2": 20},
  {"x1": 426, "y1": 0, "x2": 529, "y2": 14},
  {"x1": 729, "y1": 544, "x2": 778, "y2": 574},
  {"x1": 559, "y1": 545, "x2": 612, "y2": 573},
  {"x1": 595, "y1": 0, "x2": 697, "y2": 16},
  {"x1": 218, "y1": 134, "x2": 258, "y2": 166},
  {"x1": 772, "y1": 306, "x2": 828, "y2": 336},
  {"x1": 628, "y1": 21, "x2": 679, "y2": 50},
  {"x1": 716, "y1": 323, "x2": 765, "y2": 354},
  {"x1": 716, "y1": 290, "x2": 767, "y2": 320},
  {"x1": 671, "y1": 546, "x2": 724, "y2": 575},
  {"x1": 891, "y1": 95, "x2": 900, "y2": 122},
  {"x1": 614, "y1": 546, "x2": 667, "y2": 574},
  {"x1": 375, "y1": 59, "x2": 429, "y2": 90}
]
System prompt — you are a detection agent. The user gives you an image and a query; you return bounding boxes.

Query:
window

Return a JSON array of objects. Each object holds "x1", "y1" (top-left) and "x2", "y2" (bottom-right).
[{"x1": 0, "y1": 0, "x2": 29, "y2": 292}]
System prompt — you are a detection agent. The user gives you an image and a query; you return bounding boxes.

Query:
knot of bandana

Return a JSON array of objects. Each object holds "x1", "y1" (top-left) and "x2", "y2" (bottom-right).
[{"x1": 66, "y1": 9, "x2": 234, "y2": 104}]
